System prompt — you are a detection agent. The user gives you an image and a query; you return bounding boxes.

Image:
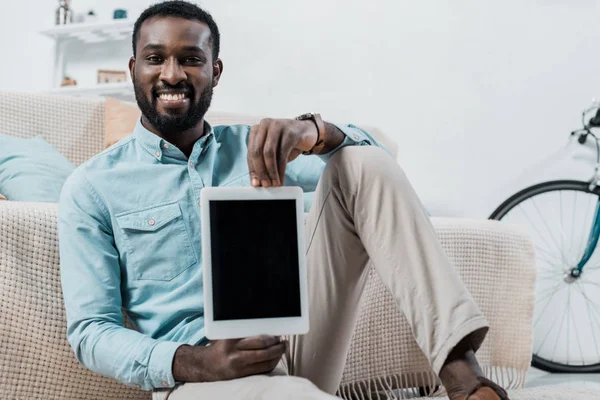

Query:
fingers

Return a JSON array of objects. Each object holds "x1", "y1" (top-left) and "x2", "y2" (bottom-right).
[
  {"x1": 212, "y1": 336, "x2": 287, "y2": 380},
  {"x1": 248, "y1": 119, "x2": 294, "y2": 188},
  {"x1": 277, "y1": 133, "x2": 299, "y2": 184},
  {"x1": 263, "y1": 125, "x2": 283, "y2": 186},
  {"x1": 233, "y1": 341, "x2": 286, "y2": 374},
  {"x1": 237, "y1": 335, "x2": 280, "y2": 350},
  {"x1": 247, "y1": 123, "x2": 269, "y2": 187},
  {"x1": 240, "y1": 357, "x2": 283, "y2": 377},
  {"x1": 246, "y1": 341, "x2": 286, "y2": 364}
]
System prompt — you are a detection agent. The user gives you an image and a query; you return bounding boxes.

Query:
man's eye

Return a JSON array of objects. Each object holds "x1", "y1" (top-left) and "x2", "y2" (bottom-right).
[
  {"x1": 184, "y1": 57, "x2": 203, "y2": 64},
  {"x1": 147, "y1": 56, "x2": 163, "y2": 63}
]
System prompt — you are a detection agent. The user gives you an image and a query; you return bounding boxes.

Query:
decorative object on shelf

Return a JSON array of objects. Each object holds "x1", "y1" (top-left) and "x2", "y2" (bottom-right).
[
  {"x1": 113, "y1": 9, "x2": 128, "y2": 20},
  {"x1": 86, "y1": 10, "x2": 98, "y2": 23},
  {"x1": 55, "y1": 0, "x2": 73, "y2": 25},
  {"x1": 97, "y1": 70, "x2": 128, "y2": 84},
  {"x1": 60, "y1": 76, "x2": 77, "y2": 87}
]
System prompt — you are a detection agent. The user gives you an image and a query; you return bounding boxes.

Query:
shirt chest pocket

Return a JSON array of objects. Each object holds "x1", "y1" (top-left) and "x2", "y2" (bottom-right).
[
  {"x1": 223, "y1": 173, "x2": 251, "y2": 187},
  {"x1": 116, "y1": 202, "x2": 197, "y2": 281}
]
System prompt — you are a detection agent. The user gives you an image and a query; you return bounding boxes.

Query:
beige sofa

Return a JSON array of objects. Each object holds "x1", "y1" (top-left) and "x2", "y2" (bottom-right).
[{"x1": 0, "y1": 92, "x2": 536, "y2": 399}]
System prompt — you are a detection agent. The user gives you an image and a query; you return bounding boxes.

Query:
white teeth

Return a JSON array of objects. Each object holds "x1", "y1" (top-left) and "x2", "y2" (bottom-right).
[{"x1": 160, "y1": 93, "x2": 186, "y2": 101}]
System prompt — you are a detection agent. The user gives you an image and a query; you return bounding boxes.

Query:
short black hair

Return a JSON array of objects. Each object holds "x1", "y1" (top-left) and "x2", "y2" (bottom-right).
[{"x1": 132, "y1": 1, "x2": 220, "y2": 61}]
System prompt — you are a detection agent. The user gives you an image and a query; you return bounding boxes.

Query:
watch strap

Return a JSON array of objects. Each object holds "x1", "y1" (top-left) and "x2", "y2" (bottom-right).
[{"x1": 296, "y1": 113, "x2": 326, "y2": 155}]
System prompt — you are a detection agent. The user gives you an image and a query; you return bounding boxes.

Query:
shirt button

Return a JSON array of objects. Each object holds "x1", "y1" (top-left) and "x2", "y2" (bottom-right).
[
  {"x1": 198, "y1": 201, "x2": 201, "y2": 206},
  {"x1": 163, "y1": 143, "x2": 169, "y2": 149},
  {"x1": 147, "y1": 218, "x2": 156, "y2": 226},
  {"x1": 162, "y1": 381, "x2": 169, "y2": 387},
  {"x1": 189, "y1": 161, "x2": 194, "y2": 168},
  {"x1": 155, "y1": 151, "x2": 161, "y2": 157}
]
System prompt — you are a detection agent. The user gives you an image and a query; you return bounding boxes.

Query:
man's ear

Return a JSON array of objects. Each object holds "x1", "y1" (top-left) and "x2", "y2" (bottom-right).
[
  {"x1": 212, "y1": 58, "x2": 223, "y2": 88},
  {"x1": 128, "y1": 57, "x2": 136, "y2": 82}
]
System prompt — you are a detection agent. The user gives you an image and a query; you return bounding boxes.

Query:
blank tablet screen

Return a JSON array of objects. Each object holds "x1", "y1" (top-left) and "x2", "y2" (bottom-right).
[{"x1": 208, "y1": 199, "x2": 302, "y2": 321}]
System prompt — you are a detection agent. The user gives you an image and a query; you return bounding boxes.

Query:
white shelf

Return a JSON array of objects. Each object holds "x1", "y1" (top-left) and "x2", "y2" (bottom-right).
[
  {"x1": 49, "y1": 82, "x2": 134, "y2": 101},
  {"x1": 40, "y1": 19, "x2": 134, "y2": 44}
]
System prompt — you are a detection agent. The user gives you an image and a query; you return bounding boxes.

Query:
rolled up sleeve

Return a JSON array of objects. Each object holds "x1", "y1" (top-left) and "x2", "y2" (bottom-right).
[
  {"x1": 286, "y1": 123, "x2": 390, "y2": 191},
  {"x1": 316, "y1": 123, "x2": 390, "y2": 163}
]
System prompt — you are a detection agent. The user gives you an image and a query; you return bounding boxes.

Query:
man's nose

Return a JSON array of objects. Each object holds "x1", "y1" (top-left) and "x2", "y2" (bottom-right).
[{"x1": 159, "y1": 58, "x2": 186, "y2": 86}]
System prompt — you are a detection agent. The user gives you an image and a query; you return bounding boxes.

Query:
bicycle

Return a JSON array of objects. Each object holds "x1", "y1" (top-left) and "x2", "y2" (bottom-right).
[{"x1": 489, "y1": 102, "x2": 600, "y2": 373}]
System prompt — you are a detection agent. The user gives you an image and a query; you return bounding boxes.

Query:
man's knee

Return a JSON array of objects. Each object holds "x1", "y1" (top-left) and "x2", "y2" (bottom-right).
[
  {"x1": 262, "y1": 375, "x2": 333, "y2": 399},
  {"x1": 323, "y1": 146, "x2": 405, "y2": 189},
  {"x1": 330, "y1": 145, "x2": 393, "y2": 164}
]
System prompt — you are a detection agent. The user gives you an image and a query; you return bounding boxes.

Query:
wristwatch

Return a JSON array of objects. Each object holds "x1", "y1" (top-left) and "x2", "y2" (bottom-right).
[{"x1": 296, "y1": 113, "x2": 326, "y2": 155}]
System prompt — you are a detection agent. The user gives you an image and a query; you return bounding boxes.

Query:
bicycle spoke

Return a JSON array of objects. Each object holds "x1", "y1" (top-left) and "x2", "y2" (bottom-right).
[
  {"x1": 535, "y1": 285, "x2": 565, "y2": 310},
  {"x1": 537, "y1": 291, "x2": 570, "y2": 357},
  {"x1": 537, "y1": 264, "x2": 563, "y2": 275},
  {"x1": 564, "y1": 286, "x2": 571, "y2": 365},
  {"x1": 537, "y1": 268, "x2": 563, "y2": 277},
  {"x1": 574, "y1": 282, "x2": 600, "y2": 329},
  {"x1": 574, "y1": 283, "x2": 600, "y2": 323},
  {"x1": 569, "y1": 192, "x2": 578, "y2": 262},
  {"x1": 580, "y1": 292, "x2": 600, "y2": 311},
  {"x1": 536, "y1": 274, "x2": 562, "y2": 283},
  {"x1": 534, "y1": 282, "x2": 564, "y2": 328},
  {"x1": 534, "y1": 249, "x2": 566, "y2": 272},
  {"x1": 544, "y1": 193, "x2": 571, "y2": 265},
  {"x1": 575, "y1": 282, "x2": 600, "y2": 363},
  {"x1": 534, "y1": 243, "x2": 565, "y2": 265},
  {"x1": 536, "y1": 281, "x2": 564, "y2": 297},
  {"x1": 517, "y1": 204, "x2": 562, "y2": 263},
  {"x1": 582, "y1": 264, "x2": 600, "y2": 273},
  {"x1": 572, "y1": 193, "x2": 593, "y2": 266},
  {"x1": 569, "y1": 286, "x2": 587, "y2": 366},
  {"x1": 581, "y1": 280, "x2": 600, "y2": 289},
  {"x1": 560, "y1": 191, "x2": 564, "y2": 257}
]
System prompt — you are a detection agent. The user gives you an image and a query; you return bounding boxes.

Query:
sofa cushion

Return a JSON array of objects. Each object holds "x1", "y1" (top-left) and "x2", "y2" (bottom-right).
[
  {"x1": 0, "y1": 135, "x2": 74, "y2": 202},
  {"x1": 105, "y1": 97, "x2": 141, "y2": 148}
]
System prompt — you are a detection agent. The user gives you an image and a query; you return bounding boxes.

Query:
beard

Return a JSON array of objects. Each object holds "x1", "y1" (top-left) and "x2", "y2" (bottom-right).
[{"x1": 134, "y1": 79, "x2": 213, "y2": 136}]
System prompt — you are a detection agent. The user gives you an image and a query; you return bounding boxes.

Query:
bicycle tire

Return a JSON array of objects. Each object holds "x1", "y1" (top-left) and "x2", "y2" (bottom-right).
[{"x1": 490, "y1": 180, "x2": 600, "y2": 373}]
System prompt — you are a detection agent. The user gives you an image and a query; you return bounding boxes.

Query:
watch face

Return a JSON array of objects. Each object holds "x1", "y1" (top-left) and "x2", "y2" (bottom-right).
[{"x1": 296, "y1": 113, "x2": 313, "y2": 121}]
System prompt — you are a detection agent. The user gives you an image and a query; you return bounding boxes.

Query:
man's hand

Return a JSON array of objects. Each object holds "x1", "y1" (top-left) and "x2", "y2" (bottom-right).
[
  {"x1": 172, "y1": 335, "x2": 287, "y2": 382},
  {"x1": 247, "y1": 118, "x2": 344, "y2": 188}
]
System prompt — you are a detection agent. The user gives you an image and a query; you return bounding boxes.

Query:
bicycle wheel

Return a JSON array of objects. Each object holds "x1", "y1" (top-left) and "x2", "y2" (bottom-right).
[{"x1": 490, "y1": 180, "x2": 600, "y2": 373}]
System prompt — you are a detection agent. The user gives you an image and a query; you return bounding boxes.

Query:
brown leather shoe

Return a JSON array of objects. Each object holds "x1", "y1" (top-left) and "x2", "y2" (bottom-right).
[{"x1": 456, "y1": 377, "x2": 509, "y2": 400}]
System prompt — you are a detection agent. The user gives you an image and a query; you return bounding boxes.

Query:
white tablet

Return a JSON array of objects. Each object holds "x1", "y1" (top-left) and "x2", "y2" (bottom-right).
[{"x1": 200, "y1": 186, "x2": 309, "y2": 340}]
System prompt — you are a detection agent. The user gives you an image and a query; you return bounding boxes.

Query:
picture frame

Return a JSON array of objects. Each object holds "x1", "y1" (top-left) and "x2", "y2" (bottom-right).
[{"x1": 97, "y1": 70, "x2": 128, "y2": 84}]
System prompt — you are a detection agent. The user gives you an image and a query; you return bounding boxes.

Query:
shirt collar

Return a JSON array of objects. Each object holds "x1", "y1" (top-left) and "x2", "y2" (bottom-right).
[{"x1": 133, "y1": 118, "x2": 215, "y2": 162}]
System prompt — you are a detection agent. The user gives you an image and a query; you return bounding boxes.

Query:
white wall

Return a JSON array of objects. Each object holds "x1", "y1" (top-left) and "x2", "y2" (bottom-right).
[{"x1": 2, "y1": 0, "x2": 600, "y2": 217}]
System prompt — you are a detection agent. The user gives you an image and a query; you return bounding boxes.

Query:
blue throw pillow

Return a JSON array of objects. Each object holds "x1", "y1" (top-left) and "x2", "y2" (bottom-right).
[{"x1": 0, "y1": 135, "x2": 75, "y2": 202}]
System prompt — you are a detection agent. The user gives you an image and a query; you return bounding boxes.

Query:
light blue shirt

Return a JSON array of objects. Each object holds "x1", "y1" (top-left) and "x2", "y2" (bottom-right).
[{"x1": 58, "y1": 119, "x2": 383, "y2": 390}]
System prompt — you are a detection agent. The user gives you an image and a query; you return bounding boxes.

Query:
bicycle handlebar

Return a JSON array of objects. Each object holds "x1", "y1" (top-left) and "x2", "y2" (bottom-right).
[{"x1": 590, "y1": 108, "x2": 600, "y2": 128}]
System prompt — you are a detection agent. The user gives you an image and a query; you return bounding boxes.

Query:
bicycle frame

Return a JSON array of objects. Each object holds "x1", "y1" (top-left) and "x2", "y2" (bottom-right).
[
  {"x1": 575, "y1": 197, "x2": 600, "y2": 276},
  {"x1": 571, "y1": 103, "x2": 600, "y2": 277}
]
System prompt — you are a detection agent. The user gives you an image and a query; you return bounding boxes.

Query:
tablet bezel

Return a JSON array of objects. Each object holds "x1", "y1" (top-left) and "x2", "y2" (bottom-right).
[{"x1": 200, "y1": 186, "x2": 309, "y2": 340}]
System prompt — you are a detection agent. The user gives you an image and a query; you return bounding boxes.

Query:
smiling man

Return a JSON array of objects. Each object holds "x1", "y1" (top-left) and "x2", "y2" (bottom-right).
[{"x1": 58, "y1": 1, "x2": 508, "y2": 400}]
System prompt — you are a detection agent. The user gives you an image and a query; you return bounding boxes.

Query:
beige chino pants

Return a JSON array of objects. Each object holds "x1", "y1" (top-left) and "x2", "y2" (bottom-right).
[{"x1": 154, "y1": 146, "x2": 488, "y2": 400}]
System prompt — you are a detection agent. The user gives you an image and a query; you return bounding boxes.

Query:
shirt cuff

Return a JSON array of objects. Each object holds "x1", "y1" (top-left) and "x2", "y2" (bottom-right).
[
  {"x1": 317, "y1": 123, "x2": 372, "y2": 162},
  {"x1": 148, "y1": 340, "x2": 184, "y2": 389}
]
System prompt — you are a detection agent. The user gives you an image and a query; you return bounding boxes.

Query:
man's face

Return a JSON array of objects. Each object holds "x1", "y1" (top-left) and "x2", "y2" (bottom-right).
[{"x1": 130, "y1": 16, "x2": 222, "y2": 135}]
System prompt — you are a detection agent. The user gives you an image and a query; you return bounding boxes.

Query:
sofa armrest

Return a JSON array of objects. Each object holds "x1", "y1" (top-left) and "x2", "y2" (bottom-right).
[
  {"x1": 338, "y1": 218, "x2": 536, "y2": 399},
  {"x1": 0, "y1": 201, "x2": 149, "y2": 399}
]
